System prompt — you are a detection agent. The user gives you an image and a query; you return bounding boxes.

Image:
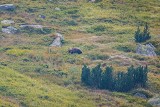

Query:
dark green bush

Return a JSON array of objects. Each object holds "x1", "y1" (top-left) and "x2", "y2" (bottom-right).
[
  {"x1": 87, "y1": 25, "x2": 107, "y2": 34},
  {"x1": 81, "y1": 64, "x2": 149, "y2": 92},
  {"x1": 66, "y1": 20, "x2": 78, "y2": 26},
  {"x1": 66, "y1": 9, "x2": 79, "y2": 14},
  {"x1": 135, "y1": 23, "x2": 151, "y2": 43},
  {"x1": 21, "y1": 27, "x2": 52, "y2": 34}
]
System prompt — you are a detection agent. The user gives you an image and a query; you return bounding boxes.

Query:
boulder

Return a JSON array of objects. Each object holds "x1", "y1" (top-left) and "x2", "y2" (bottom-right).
[
  {"x1": 55, "y1": 7, "x2": 61, "y2": 11},
  {"x1": 50, "y1": 33, "x2": 64, "y2": 47},
  {"x1": 0, "y1": 4, "x2": 16, "y2": 11},
  {"x1": 68, "y1": 48, "x2": 82, "y2": 54},
  {"x1": 1, "y1": 20, "x2": 14, "y2": 25},
  {"x1": 2, "y1": 26, "x2": 18, "y2": 34},
  {"x1": 134, "y1": 92, "x2": 147, "y2": 99},
  {"x1": 136, "y1": 43, "x2": 157, "y2": 56},
  {"x1": 148, "y1": 96, "x2": 160, "y2": 107}
]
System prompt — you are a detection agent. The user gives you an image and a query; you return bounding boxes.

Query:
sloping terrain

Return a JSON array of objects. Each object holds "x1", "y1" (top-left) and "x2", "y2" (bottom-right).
[{"x1": 0, "y1": 0, "x2": 160, "y2": 107}]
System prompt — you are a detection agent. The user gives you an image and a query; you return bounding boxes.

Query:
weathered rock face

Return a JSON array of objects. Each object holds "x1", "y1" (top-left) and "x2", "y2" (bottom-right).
[
  {"x1": 0, "y1": 4, "x2": 16, "y2": 11},
  {"x1": 68, "y1": 48, "x2": 82, "y2": 54},
  {"x1": 148, "y1": 96, "x2": 160, "y2": 107},
  {"x1": 1, "y1": 20, "x2": 14, "y2": 25},
  {"x1": 136, "y1": 43, "x2": 157, "y2": 56},
  {"x1": 2, "y1": 26, "x2": 18, "y2": 34},
  {"x1": 50, "y1": 33, "x2": 64, "y2": 47}
]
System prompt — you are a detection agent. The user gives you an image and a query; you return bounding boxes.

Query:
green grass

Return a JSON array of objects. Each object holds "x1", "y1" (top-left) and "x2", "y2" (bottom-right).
[
  {"x1": 0, "y1": 66, "x2": 95, "y2": 107},
  {"x1": 0, "y1": 0, "x2": 160, "y2": 106}
]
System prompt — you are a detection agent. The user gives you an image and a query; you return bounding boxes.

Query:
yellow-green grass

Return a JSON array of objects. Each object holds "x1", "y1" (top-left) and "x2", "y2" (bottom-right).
[
  {"x1": 0, "y1": 66, "x2": 95, "y2": 107},
  {"x1": 0, "y1": 0, "x2": 160, "y2": 106},
  {"x1": 0, "y1": 96, "x2": 19, "y2": 107}
]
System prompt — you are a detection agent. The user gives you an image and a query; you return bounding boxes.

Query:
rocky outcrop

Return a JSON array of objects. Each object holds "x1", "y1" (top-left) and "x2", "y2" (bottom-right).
[
  {"x1": 68, "y1": 48, "x2": 82, "y2": 54},
  {"x1": 50, "y1": 33, "x2": 64, "y2": 47},
  {"x1": 136, "y1": 43, "x2": 157, "y2": 56},
  {"x1": 0, "y1": 4, "x2": 16, "y2": 11},
  {"x1": 2, "y1": 26, "x2": 18, "y2": 34},
  {"x1": 148, "y1": 96, "x2": 160, "y2": 107}
]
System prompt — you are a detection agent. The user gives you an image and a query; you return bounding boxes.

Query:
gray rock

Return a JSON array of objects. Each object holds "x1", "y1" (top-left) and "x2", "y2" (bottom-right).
[
  {"x1": 55, "y1": 7, "x2": 61, "y2": 11},
  {"x1": 134, "y1": 92, "x2": 147, "y2": 99},
  {"x1": 0, "y1": 4, "x2": 15, "y2": 11},
  {"x1": 89, "y1": 0, "x2": 96, "y2": 2},
  {"x1": 2, "y1": 26, "x2": 18, "y2": 34},
  {"x1": 136, "y1": 43, "x2": 157, "y2": 56},
  {"x1": 148, "y1": 96, "x2": 160, "y2": 107},
  {"x1": 20, "y1": 24, "x2": 43, "y2": 29},
  {"x1": 1, "y1": 20, "x2": 14, "y2": 25},
  {"x1": 50, "y1": 33, "x2": 64, "y2": 47}
]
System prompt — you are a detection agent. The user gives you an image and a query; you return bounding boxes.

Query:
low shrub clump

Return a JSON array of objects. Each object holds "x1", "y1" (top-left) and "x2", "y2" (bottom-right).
[{"x1": 81, "y1": 64, "x2": 149, "y2": 92}]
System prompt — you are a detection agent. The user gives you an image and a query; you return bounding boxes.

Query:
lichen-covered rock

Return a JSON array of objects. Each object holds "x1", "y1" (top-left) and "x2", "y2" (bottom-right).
[
  {"x1": 68, "y1": 48, "x2": 82, "y2": 54},
  {"x1": 50, "y1": 33, "x2": 64, "y2": 47},
  {"x1": 148, "y1": 96, "x2": 160, "y2": 107},
  {"x1": 136, "y1": 43, "x2": 157, "y2": 56},
  {"x1": 2, "y1": 26, "x2": 18, "y2": 34},
  {"x1": 0, "y1": 4, "x2": 16, "y2": 11}
]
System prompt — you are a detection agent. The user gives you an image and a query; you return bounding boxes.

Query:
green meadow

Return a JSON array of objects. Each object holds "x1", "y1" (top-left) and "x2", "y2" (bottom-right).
[{"x1": 0, "y1": 0, "x2": 160, "y2": 106}]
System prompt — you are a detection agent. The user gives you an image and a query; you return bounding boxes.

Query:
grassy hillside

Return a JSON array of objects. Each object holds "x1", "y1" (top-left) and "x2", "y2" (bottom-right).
[
  {"x1": 0, "y1": 0, "x2": 160, "y2": 107},
  {"x1": 0, "y1": 66, "x2": 96, "y2": 107}
]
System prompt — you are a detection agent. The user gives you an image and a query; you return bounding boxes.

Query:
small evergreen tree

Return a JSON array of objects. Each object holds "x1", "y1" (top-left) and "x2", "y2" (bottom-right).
[
  {"x1": 135, "y1": 26, "x2": 141, "y2": 42},
  {"x1": 81, "y1": 64, "x2": 149, "y2": 92},
  {"x1": 134, "y1": 23, "x2": 151, "y2": 43},
  {"x1": 125, "y1": 65, "x2": 135, "y2": 91},
  {"x1": 90, "y1": 64, "x2": 102, "y2": 88},
  {"x1": 101, "y1": 66, "x2": 113, "y2": 90},
  {"x1": 114, "y1": 72, "x2": 127, "y2": 92},
  {"x1": 143, "y1": 23, "x2": 151, "y2": 41},
  {"x1": 81, "y1": 64, "x2": 91, "y2": 85}
]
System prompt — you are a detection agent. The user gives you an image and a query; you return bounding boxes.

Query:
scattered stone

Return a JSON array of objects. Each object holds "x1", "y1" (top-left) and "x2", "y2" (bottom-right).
[
  {"x1": 2, "y1": 26, "x2": 18, "y2": 34},
  {"x1": 39, "y1": 15, "x2": 46, "y2": 19},
  {"x1": 0, "y1": 4, "x2": 16, "y2": 11},
  {"x1": 134, "y1": 92, "x2": 147, "y2": 99},
  {"x1": 50, "y1": 33, "x2": 64, "y2": 47},
  {"x1": 136, "y1": 43, "x2": 157, "y2": 56},
  {"x1": 1, "y1": 20, "x2": 14, "y2": 25},
  {"x1": 55, "y1": 7, "x2": 61, "y2": 11},
  {"x1": 20, "y1": 24, "x2": 43, "y2": 29},
  {"x1": 148, "y1": 96, "x2": 160, "y2": 107},
  {"x1": 89, "y1": 0, "x2": 96, "y2": 2},
  {"x1": 68, "y1": 48, "x2": 82, "y2": 54}
]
